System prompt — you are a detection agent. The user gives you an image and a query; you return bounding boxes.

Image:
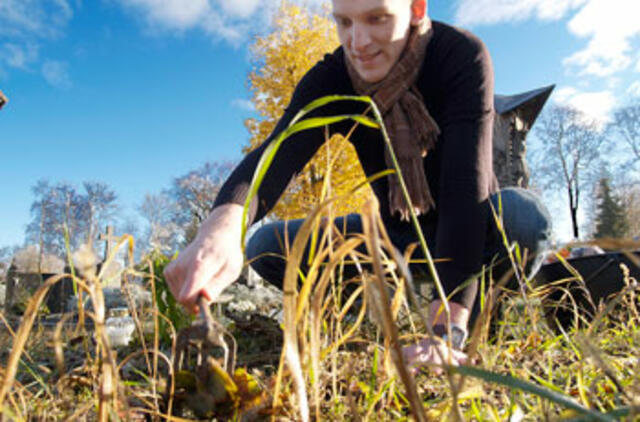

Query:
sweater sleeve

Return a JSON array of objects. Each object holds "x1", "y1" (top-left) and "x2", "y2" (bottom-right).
[
  {"x1": 212, "y1": 54, "x2": 348, "y2": 224},
  {"x1": 433, "y1": 32, "x2": 495, "y2": 310}
]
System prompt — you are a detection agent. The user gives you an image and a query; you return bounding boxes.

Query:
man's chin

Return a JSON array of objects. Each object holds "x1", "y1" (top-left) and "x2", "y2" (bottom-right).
[{"x1": 356, "y1": 68, "x2": 387, "y2": 83}]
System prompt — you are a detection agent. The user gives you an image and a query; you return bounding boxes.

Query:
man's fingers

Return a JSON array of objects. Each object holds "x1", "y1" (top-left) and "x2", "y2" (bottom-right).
[
  {"x1": 178, "y1": 260, "x2": 223, "y2": 310},
  {"x1": 452, "y1": 349, "x2": 468, "y2": 363},
  {"x1": 181, "y1": 259, "x2": 239, "y2": 312},
  {"x1": 403, "y1": 338, "x2": 470, "y2": 377}
]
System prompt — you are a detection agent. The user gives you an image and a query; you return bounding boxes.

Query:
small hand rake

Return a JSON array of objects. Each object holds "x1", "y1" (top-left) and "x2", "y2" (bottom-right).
[
  {"x1": 169, "y1": 294, "x2": 241, "y2": 418},
  {"x1": 174, "y1": 294, "x2": 237, "y2": 377}
]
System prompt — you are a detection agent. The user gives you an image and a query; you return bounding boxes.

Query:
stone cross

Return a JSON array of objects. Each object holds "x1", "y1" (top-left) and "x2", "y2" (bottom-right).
[{"x1": 98, "y1": 225, "x2": 116, "y2": 262}]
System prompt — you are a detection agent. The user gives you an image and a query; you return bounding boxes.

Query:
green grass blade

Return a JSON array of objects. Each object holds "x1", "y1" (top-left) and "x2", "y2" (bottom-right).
[
  {"x1": 291, "y1": 94, "x2": 375, "y2": 124},
  {"x1": 560, "y1": 406, "x2": 634, "y2": 421},
  {"x1": 287, "y1": 115, "x2": 379, "y2": 135},
  {"x1": 452, "y1": 365, "x2": 617, "y2": 422},
  {"x1": 241, "y1": 111, "x2": 377, "y2": 245}
]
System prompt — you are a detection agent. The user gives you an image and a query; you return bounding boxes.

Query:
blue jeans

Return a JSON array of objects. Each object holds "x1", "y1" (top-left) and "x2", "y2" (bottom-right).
[{"x1": 246, "y1": 188, "x2": 552, "y2": 316}]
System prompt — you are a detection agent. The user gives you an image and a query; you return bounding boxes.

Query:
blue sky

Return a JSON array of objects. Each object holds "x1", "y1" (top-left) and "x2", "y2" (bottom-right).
[{"x1": 1, "y1": 0, "x2": 639, "y2": 248}]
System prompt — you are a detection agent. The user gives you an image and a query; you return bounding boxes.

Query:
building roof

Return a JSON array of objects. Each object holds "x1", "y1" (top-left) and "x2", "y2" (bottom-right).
[{"x1": 494, "y1": 84, "x2": 555, "y2": 128}]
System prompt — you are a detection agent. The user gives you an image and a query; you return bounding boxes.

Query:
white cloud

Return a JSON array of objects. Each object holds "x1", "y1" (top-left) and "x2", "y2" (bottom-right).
[
  {"x1": 628, "y1": 81, "x2": 640, "y2": 97},
  {"x1": 199, "y1": 11, "x2": 245, "y2": 43},
  {"x1": 1, "y1": 43, "x2": 39, "y2": 69},
  {"x1": 114, "y1": 0, "x2": 258, "y2": 43},
  {"x1": 113, "y1": 0, "x2": 327, "y2": 44},
  {"x1": 562, "y1": 0, "x2": 640, "y2": 77},
  {"x1": 231, "y1": 98, "x2": 255, "y2": 111},
  {"x1": 116, "y1": 0, "x2": 210, "y2": 30},
  {"x1": 553, "y1": 86, "x2": 616, "y2": 124},
  {"x1": 0, "y1": 0, "x2": 72, "y2": 39},
  {"x1": 454, "y1": 0, "x2": 640, "y2": 79},
  {"x1": 42, "y1": 60, "x2": 72, "y2": 89},
  {"x1": 216, "y1": 0, "x2": 261, "y2": 19},
  {"x1": 454, "y1": 0, "x2": 587, "y2": 26},
  {"x1": 0, "y1": 0, "x2": 73, "y2": 82}
]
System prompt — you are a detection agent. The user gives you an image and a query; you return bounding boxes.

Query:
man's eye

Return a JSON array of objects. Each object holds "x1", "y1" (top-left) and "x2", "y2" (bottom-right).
[
  {"x1": 336, "y1": 17, "x2": 352, "y2": 27},
  {"x1": 369, "y1": 14, "x2": 389, "y2": 24}
]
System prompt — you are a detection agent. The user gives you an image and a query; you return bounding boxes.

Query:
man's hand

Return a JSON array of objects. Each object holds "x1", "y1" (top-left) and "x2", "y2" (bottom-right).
[
  {"x1": 402, "y1": 300, "x2": 471, "y2": 374},
  {"x1": 164, "y1": 204, "x2": 244, "y2": 313},
  {"x1": 402, "y1": 337, "x2": 468, "y2": 375}
]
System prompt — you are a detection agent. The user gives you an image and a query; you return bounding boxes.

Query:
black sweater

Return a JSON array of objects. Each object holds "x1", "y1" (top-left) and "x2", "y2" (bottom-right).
[{"x1": 213, "y1": 21, "x2": 496, "y2": 309}]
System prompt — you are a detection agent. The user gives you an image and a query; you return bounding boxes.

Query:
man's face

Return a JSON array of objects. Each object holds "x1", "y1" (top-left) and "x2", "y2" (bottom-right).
[{"x1": 332, "y1": 0, "x2": 424, "y2": 83}]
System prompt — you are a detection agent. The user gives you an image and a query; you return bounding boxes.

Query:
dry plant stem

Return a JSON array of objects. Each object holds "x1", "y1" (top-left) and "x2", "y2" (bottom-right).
[
  {"x1": 0, "y1": 312, "x2": 37, "y2": 366},
  {"x1": 123, "y1": 270, "x2": 152, "y2": 376},
  {"x1": 313, "y1": 244, "x2": 366, "y2": 360},
  {"x1": 577, "y1": 336, "x2": 631, "y2": 402},
  {"x1": 118, "y1": 348, "x2": 174, "y2": 416},
  {"x1": 621, "y1": 264, "x2": 640, "y2": 322},
  {"x1": 370, "y1": 99, "x2": 468, "y2": 419},
  {"x1": 65, "y1": 401, "x2": 95, "y2": 421},
  {"x1": 292, "y1": 219, "x2": 337, "y2": 419},
  {"x1": 587, "y1": 281, "x2": 640, "y2": 336},
  {"x1": 379, "y1": 227, "x2": 429, "y2": 330},
  {"x1": 147, "y1": 259, "x2": 162, "y2": 415},
  {"x1": 128, "y1": 407, "x2": 199, "y2": 422},
  {"x1": 377, "y1": 216, "x2": 465, "y2": 420},
  {"x1": 310, "y1": 236, "x2": 366, "y2": 411},
  {"x1": 488, "y1": 201, "x2": 537, "y2": 329},
  {"x1": 278, "y1": 205, "x2": 329, "y2": 422},
  {"x1": 86, "y1": 273, "x2": 118, "y2": 422},
  {"x1": 306, "y1": 229, "x2": 340, "y2": 421},
  {"x1": 554, "y1": 251, "x2": 593, "y2": 305},
  {"x1": 62, "y1": 225, "x2": 86, "y2": 338},
  {"x1": 272, "y1": 180, "x2": 385, "y2": 420},
  {"x1": 116, "y1": 312, "x2": 177, "y2": 416},
  {"x1": 361, "y1": 200, "x2": 429, "y2": 422},
  {"x1": 271, "y1": 346, "x2": 287, "y2": 422},
  {"x1": 366, "y1": 101, "x2": 451, "y2": 325},
  {"x1": 0, "y1": 273, "x2": 89, "y2": 410},
  {"x1": 53, "y1": 312, "x2": 75, "y2": 375}
]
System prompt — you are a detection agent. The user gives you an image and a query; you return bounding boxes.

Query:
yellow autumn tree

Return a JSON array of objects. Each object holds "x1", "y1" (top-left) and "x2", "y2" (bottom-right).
[{"x1": 244, "y1": 2, "x2": 371, "y2": 220}]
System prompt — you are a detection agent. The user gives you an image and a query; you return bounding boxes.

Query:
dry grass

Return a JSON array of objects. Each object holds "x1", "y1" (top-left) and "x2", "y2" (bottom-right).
[
  {"x1": 1, "y1": 202, "x2": 639, "y2": 421},
  {"x1": 2, "y1": 97, "x2": 639, "y2": 420}
]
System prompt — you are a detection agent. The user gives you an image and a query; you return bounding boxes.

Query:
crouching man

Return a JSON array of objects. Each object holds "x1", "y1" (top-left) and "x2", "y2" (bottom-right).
[{"x1": 164, "y1": 0, "x2": 551, "y2": 371}]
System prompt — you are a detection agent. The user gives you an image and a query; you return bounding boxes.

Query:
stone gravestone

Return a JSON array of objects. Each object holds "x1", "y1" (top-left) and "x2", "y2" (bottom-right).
[
  {"x1": 4, "y1": 246, "x2": 65, "y2": 314},
  {"x1": 46, "y1": 271, "x2": 75, "y2": 313},
  {"x1": 492, "y1": 85, "x2": 555, "y2": 188},
  {"x1": 45, "y1": 226, "x2": 126, "y2": 314}
]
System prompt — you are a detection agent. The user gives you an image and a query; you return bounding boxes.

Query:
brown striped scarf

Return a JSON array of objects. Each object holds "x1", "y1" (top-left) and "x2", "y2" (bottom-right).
[{"x1": 346, "y1": 19, "x2": 440, "y2": 221}]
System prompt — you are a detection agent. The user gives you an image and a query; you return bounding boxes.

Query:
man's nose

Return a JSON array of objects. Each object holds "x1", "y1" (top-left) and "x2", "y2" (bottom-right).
[{"x1": 351, "y1": 23, "x2": 372, "y2": 52}]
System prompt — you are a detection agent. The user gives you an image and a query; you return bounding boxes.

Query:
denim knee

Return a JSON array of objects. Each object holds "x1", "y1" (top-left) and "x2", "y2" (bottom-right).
[
  {"x1": 490, "y1": 187, "x2": 553, "y2": 277},
  {"x1": 245, "y1": 223, "x2": 289, "y2": 287},
  {"x1": 245, "y1": 225, "x2": 269, "y2": 263}
]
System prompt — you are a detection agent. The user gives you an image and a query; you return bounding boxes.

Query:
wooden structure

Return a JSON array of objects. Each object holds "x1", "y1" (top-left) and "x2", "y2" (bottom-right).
[{"x1": 492, "y1": 85, "x2": 555, "y2": 188}]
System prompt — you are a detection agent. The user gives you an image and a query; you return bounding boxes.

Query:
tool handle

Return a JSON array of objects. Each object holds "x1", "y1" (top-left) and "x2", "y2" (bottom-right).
[{"x1": 198, "y1": 294, "x2": 214, "y2": 330}]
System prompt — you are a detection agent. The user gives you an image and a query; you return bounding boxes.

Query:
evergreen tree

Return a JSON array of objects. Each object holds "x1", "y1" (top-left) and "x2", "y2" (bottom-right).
[{"x1": 594, "y1": 178, "x2": 629, "y2": 238}]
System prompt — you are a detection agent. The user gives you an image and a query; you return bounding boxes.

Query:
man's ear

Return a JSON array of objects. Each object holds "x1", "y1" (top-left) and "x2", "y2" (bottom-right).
[{"x1": 410, "y1": 0, "x2": 427, "y2": 25}]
